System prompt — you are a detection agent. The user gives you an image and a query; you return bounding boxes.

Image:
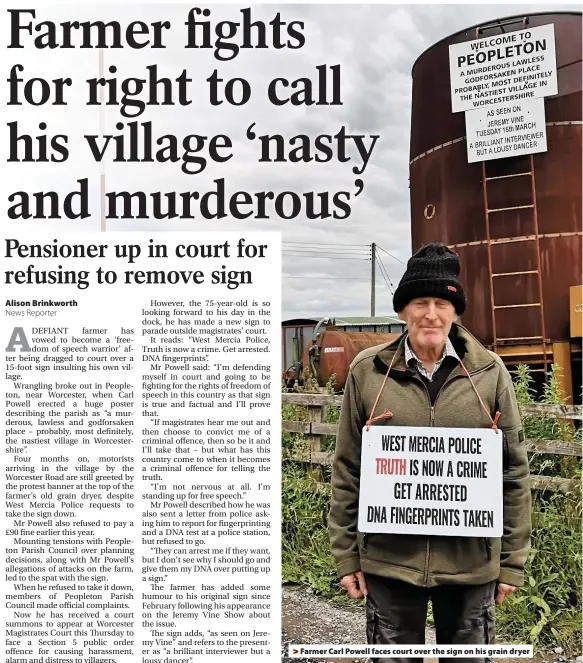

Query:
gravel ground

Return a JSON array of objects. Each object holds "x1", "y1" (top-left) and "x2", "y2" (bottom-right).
[
  {"x1": 281, "y1": 584, "x2": 579, "y2": 663},
  {"x1": 282, "y1": 584, "x2": 435, "y2": 663}
]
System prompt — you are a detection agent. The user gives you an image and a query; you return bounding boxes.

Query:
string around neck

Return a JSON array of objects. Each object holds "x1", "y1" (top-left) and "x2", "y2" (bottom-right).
[
  {"x1": 365, "y1": 349, "x2": 398, "y2": 431},
  {"x1": 365, "y1": 344, "x2": 502, "y2": 433},
  {"x1": 459, "y1": 361, "x2": 501, "y2": 432}
]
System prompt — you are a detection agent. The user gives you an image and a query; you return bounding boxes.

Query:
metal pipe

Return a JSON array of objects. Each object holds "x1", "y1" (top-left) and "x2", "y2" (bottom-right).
[{"x1": 312, "y1": 317, "x2": 329, "y2": 341}]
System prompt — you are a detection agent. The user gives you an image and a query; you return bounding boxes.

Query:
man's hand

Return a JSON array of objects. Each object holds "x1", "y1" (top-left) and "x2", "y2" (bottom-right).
[
  {"x1": 495, "y1": 583, "x2": 517, "y2": 605},
  {"x1": 340, "y1": 571, "x2": 368, "y2": 599}
]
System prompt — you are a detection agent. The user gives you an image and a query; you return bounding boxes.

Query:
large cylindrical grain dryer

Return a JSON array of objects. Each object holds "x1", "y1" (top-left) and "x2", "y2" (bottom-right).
[{"x1": 409, "y1": 12, "x2": 582, "y2": 401}]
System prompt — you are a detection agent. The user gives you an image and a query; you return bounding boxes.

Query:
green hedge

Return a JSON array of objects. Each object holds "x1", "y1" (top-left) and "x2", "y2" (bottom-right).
[{"x1": 281, "y1": 366, "x2": 582, "y2": 654}]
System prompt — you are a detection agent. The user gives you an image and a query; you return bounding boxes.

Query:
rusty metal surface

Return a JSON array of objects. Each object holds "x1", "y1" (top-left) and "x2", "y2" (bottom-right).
[
  {"x1": 410, "y1": 12, "x2": 582, "y2": 347},
  {"x1": 303, "y1": 330, "x2": 400, "y2": 390}
]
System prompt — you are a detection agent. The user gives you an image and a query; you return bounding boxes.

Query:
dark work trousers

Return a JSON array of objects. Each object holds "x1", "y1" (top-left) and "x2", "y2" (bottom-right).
[{"x1": 365, "y1": 574, "x2": 496, "y2": 663}]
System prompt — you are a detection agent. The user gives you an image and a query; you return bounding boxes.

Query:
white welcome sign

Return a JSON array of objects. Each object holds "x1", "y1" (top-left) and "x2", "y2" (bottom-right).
[
  {"x1": 358, "y1": 426, "x2": 503, "y2": 537},
  {"x1": 449, "y1": 23, "x2": 558, "y2": 113}
]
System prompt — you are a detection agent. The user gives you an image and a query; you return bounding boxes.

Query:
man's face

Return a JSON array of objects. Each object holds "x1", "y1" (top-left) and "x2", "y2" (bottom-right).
[{"x1": 398, "y1": 297, "x2": 457, "y2": 351}]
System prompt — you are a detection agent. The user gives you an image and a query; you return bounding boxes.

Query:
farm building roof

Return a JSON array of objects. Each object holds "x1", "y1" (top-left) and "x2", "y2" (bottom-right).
[
  {"x1": 332, "y1": 316, "x2": 403, "y2": 326},
  {"x1": 282, "y1": 316, "x2": 404, "y2": 327}
]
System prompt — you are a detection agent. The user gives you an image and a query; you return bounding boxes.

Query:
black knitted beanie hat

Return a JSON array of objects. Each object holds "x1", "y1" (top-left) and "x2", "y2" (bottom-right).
[{"x1": 393, "y1": 242, "x2": 466, "y2": 315}]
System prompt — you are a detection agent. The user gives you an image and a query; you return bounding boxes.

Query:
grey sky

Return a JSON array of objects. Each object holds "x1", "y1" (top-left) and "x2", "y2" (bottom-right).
[{"x1": 277, "y1": 4, "x2": 578, "y2": 321}]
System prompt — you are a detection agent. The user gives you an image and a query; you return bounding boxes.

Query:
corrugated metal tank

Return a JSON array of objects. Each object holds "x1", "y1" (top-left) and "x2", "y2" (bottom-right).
[
  {"x1": 303, "y1": 330, "x2": 401, "y2": 391},
  {"x1": 410, "y1": 12, "x2": 582, "y2": 347}
]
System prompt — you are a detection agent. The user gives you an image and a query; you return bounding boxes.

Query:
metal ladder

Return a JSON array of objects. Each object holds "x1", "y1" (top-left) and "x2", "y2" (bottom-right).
[{"x1": 481, "y1": 154, "x2": 548, "y2": 375}]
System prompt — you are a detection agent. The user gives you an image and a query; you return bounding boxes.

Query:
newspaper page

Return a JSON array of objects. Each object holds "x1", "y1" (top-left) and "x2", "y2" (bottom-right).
[{"x1": 5, "y1": 4, "x2": 580, "y2": 663}]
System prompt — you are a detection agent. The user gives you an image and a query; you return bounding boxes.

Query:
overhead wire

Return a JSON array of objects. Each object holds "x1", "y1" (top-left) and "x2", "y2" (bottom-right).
[
  {"x1": 283, "y1": 239, "x2": 371, "y2": 282},
  {"x1": 375, "y1": 255, "x2": 395, "y2": 296},
  {"x1": 283, "y1": 254, "x2": 370, "y2": 260},
  {"x1": 283, "y1": 241, "x2": 371, "y2": 249},
  {"x1": 377, "y1": 255, "x2": 399, "y2": 295},
  {"x1": 281, "y1": 241, "x2": 398, "y2": 288},
  {"x1": 376, "y1": 254, "x2": 394, "y2": 286},
  {"x1": 283, "y1": 249, "x2": 371, "y2": 256},
  {"x1": 284, "y1": 251, "x2": 370, "y2": 256},
  {"x1": 376, "y1": 245, "x2": 406, "y2": 265},
  {"x1": 282, "y1": 276, "x2": 370, "y2": 281},
  {"x1": 283, "y1": 243, "x2": 371, "y2": 264},
  {"x1": 381, "y1": 264, "x2": 397, "y2": 297},
  {"x1": 375, "y1": 255, "x2": 391, "y2": 292},
  {"x1": 282, "y1": 242, "x2": 371, "y2": 255}
]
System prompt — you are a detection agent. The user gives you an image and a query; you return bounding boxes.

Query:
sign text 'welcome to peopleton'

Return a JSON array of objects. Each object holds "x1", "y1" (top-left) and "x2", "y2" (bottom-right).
[
  {"x1": 358, "y1": 426, "x2": 502, "y2": 537},
  {"x1": 448, "y1": 24, "x2": 557, "y2": 163}
]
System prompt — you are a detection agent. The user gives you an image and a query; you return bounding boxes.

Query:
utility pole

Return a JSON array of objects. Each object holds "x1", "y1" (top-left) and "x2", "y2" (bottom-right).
[{"x1": 371, "y1": 242, "x2": 376, "y2": 316}]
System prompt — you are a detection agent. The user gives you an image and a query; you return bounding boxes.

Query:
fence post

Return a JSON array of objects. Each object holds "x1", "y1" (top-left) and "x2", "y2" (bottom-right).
[
  {"x1": 306, "y1": 403, "x2": 323, "y2": 481},
  {"x1": 307, "y1": 404, "x2": 323, "y2": 454}
]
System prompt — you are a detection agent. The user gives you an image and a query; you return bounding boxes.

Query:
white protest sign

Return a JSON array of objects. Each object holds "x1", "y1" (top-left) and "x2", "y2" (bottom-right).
[
  {"x1": 465, "y1": 97, "x2": 547, "y2": 162},
  {"x1": 358, "y1": 426, "x2": 502, "y2": 537},
  {"x1": 449, "y1": 24, "x2": 557, "y2": 113}
]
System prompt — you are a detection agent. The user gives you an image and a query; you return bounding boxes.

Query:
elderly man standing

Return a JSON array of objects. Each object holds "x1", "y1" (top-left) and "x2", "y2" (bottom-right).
[{"x1": 329, "y1": 242, "x2": 531, "y2": 662}]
